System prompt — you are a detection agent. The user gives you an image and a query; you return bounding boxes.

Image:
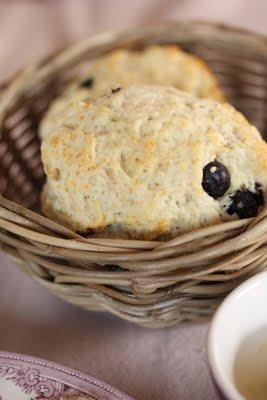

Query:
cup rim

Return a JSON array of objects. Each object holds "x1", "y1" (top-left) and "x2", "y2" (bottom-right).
[{"x1": 207, "y1": 270, "x2": 267, "y2": 400}]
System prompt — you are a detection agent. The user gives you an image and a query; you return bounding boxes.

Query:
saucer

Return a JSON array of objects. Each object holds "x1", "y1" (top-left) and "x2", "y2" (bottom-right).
[{"x1": 0, "y1": 351, "x2": 134, "y2": 400}]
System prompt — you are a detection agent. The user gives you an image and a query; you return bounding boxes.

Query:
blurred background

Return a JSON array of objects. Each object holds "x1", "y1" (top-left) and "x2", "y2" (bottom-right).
[{"x1": 1, "y1": 0, "x2": 267, "y2": 81}]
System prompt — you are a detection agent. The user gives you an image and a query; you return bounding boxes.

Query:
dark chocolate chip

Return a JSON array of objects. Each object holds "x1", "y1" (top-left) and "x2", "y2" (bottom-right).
[
  {"x1": 202, "y1": 160, "x2": 230, "y2": 199},
  {"x1": 227, "y1": 189, "x2": 263, "y2": 219},
  {"x1": 80, "y1": 77, "x2": 94, "y2": 88},
  {"x1": 111, "y1": 87, "x2": 121, "y2": 94}
]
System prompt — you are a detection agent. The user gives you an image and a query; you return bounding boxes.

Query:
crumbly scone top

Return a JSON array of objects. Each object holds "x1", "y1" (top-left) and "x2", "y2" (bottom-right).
[{"x1": 41, "y1": 85, "x2": 267, "y2": 239}]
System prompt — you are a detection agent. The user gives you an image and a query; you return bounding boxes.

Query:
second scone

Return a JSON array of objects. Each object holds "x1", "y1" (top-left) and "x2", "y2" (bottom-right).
[
  {"x1": 40, "y1": 45, "x2": 224, "y2": 139},
  {"x1": 41, "y1": 85, "x2": 267, "y2": 240}
]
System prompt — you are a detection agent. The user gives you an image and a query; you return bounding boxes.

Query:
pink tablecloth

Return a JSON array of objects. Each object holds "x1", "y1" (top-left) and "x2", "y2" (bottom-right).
[
  {"x1": 1, "y1": 1, "x2": 267, "y2": 399},
  {"x1": 0, "y1": 254, "x2": 217, "y2": 400}
]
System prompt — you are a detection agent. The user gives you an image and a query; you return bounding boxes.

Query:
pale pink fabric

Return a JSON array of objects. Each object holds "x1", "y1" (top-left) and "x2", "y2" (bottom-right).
[
  {"x1": 0, "y1": 254, "x2": 215, "y2": 400},
  {"x1": 0, "y1": 1, "x2": 267, "y2": 399}
]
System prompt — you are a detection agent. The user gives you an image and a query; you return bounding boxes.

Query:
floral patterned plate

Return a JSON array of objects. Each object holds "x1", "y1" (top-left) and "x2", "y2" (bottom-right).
[{"x1": 0, "y1": 351, "x2": 134, "y2": 400}]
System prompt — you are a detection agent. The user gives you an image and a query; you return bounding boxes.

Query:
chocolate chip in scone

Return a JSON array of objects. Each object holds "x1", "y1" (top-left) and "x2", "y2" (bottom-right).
[
  {"x1": 202, "y1": 160, "x2": 230, "y2": 199},
  {"x1": 227, "y1": 189, "x2": 264, "y2": 219},
  {"x1": 80, "y1": 77, "x2": 94, "y2": 88},
  {"x1": 111, "y1": 87, "x2": 121, "y2": 94}
]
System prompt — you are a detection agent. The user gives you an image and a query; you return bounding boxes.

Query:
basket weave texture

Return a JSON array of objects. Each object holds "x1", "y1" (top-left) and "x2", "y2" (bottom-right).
[{"x1": 1, "y1": 21, "x2": 267, "y2": 328}]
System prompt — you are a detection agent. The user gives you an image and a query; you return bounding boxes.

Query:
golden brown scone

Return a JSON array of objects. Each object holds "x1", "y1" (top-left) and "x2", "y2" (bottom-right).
[
  {"x1": 40, "y1": 45, "x2": 224, "y2": 139},
  {"x1": 41, "y1": 85, "x2": 267, "y2": 240}
]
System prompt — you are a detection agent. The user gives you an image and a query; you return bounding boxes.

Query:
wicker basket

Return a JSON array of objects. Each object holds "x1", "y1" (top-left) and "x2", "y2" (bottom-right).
[{"x1": 1, "y1": 21, "x2": 267, "y2": 328}]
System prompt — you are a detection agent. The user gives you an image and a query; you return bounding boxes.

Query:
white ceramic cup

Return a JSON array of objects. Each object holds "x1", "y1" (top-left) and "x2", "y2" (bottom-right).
[{"x1": 208, "y1": 270, "x2": 267, "y2": 400}]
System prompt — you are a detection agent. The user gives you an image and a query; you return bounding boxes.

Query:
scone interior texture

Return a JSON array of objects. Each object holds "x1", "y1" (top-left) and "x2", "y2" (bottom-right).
[
  {"x1": 40, "y1": 45, "x2": 224, "y2": 140},
  {"x1": 41, "y1": 85, "x2": 267, "y2": 240}
]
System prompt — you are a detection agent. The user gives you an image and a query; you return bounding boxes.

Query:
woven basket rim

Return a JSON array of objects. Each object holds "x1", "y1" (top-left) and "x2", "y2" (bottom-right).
[{"x1": 2, "y1": 19, "x2": 267, "y2": 110}]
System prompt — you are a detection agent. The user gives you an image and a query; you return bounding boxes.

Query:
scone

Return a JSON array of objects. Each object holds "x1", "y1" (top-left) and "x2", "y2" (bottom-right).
[
  {"x1": 41, "y1": 85, "x2": 267, "y2": 240},
  {"x1": 40, "y1": 45, "x2": 224, "y2": 139}
]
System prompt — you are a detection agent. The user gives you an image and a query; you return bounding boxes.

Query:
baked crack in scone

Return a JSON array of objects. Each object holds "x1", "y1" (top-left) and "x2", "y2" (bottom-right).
[
  {"x1": 41, "y1": 85, "x2": 267, "y2": 240},
  {"x1": 40, "y1": 45, "x2": 224, "y2": 139}
]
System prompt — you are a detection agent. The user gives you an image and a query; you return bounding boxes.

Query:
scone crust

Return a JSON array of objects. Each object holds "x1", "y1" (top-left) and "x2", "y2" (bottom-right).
[
  {"x1": 41, "y1": 85, "x2": 267, "y2": 240},
  {"x1": 40, "y1": 45, "x2": 224, "y2": 140}
]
